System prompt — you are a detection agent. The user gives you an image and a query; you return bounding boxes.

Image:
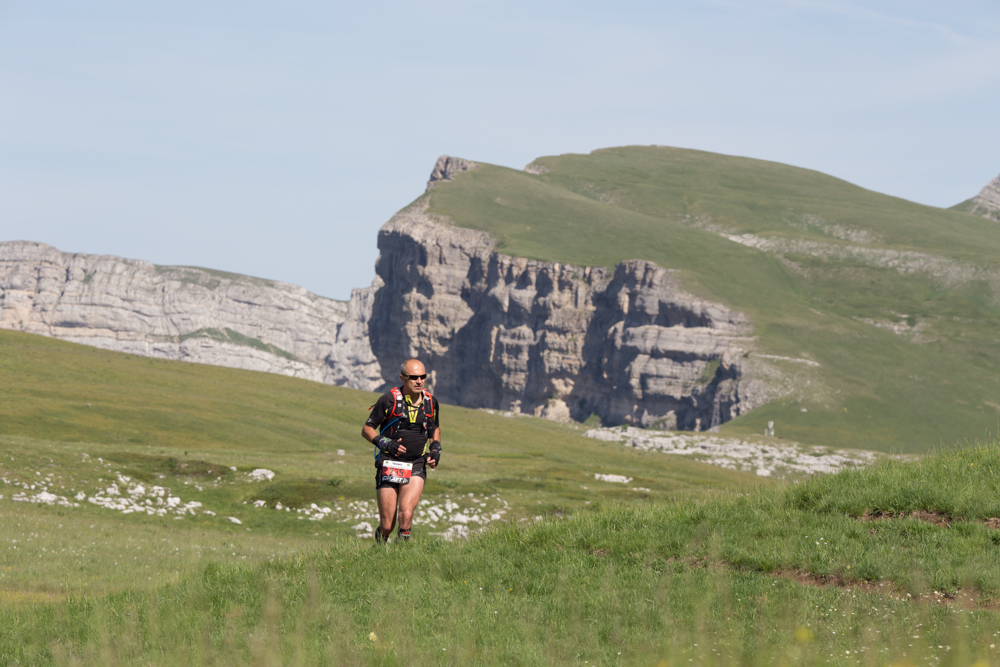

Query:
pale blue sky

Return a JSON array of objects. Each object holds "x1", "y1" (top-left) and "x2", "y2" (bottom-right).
[{"x1": 2, "y1": 1, "x2": 998, "y2": 299}]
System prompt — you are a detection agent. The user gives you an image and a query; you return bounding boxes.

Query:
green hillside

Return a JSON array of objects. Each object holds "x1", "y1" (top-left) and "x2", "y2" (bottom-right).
[
  {"x1": 952, "y1": 196, "x2": 1000, "y2": 222},
  {"x1": 12, "y1": 446, "x2": 1000, "y2": 665},
  {"x1": 0, "y1": 329, "x2": 751, "y2": 601},
  {"x1": 426, "y1": 146, "x2": 1000, "y2": 453},
  {"x1": 5, "y1": 328, "x2": 1000, "y2": 664},
  {"x1": 0, "y1": 328, "x2": 745, "y2": 501}
]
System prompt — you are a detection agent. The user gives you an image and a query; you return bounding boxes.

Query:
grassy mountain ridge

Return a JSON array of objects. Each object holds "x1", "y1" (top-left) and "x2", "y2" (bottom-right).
[{"x1": 425, "y1": 146, "x2": 1000, "y2": 452}]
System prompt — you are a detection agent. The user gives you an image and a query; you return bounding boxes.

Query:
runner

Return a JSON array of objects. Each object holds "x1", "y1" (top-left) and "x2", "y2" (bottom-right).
[{"x1": 361, "y1": 358, "x2": 441, "y2": 543}]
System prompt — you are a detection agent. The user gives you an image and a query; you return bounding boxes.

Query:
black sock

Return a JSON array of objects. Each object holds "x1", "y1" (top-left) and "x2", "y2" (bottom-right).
[
  {"x1": 398, "y1": 528, "x2": 411, "y2": 541},
  {"x1": 375, "y1": 527, "x2": 389, "y2": 544}
]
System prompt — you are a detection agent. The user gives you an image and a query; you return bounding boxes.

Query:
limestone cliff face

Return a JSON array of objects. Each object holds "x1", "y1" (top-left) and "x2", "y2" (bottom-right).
[
  {"x1": 1, "y1": 156, "x2": 767, "y2": 430},
  {"x1": 0, "y1": 241, "x2": 383, "y2": 390},
  {"x1": 369, "y1": 196, "x2": 763, "y2": 430}
]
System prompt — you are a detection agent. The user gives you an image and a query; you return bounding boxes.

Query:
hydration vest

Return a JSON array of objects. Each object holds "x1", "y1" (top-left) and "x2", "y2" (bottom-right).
[{"x1": 370, "y1": 386, "x2": 435, "y2": 457}]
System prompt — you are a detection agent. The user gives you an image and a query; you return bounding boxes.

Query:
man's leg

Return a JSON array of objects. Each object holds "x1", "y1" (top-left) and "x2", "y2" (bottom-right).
[
  {"x1": 376, "y1": 486, "x2": 399, "y2": 542},
  {"x1": 395, "y1": 476, "x2": 425, "y2": 540}
]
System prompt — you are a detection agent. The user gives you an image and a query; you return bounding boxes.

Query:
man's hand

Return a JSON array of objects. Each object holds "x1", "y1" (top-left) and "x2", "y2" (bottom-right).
[
  {"x1": 373, "y1": 435, "x2": 406, "y2": 457},
  {"x1": 426, "y1": 440, "x2": 441, "y2": 468}
]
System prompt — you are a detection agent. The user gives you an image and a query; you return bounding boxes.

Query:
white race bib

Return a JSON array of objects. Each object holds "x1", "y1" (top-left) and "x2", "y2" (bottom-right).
[{"x1": 380, "y1": 459, "x2": 412, "y2": 485}]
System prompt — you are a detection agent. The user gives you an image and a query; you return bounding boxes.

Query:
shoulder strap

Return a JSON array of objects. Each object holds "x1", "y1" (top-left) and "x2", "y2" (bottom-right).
[
  {"x1": 421, "y1": 390, "x2": 435, "y2": 419},
  {"x1": 376, "y1": 388, "x2": 405, "y2": 437},
  {"x1": 388, "y1": 387, "x2": 405, "y2": 417}
]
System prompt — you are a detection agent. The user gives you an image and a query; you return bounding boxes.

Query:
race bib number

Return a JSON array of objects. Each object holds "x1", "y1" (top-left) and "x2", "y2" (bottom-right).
[{"x1": 380, "y1": 460, "x2": 412, "y2": 485}]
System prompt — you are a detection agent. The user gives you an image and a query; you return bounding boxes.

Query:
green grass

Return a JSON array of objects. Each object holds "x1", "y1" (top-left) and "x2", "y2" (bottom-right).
[
  {"x1": 0, "y1": 493, "x2": 321, "y2": 602},
  {"x1": 0, "y1": 328, "x2": 753, "y2": 608},
  {"x1": 0, "y1": 328, "x2": 748, "y2": 505},
  {"x1": 425, "y1": 146, "x2": 1000, "y2": 452},
  {"x1": 4, "y1": 331, "x2": 1000, "y2": 663},
  {"x1": 787, "y1": 442, "x2": 1000, "y2": 519},
  {"x1": 8, "y1": 447, "x2": 1000, "y2": 665}
]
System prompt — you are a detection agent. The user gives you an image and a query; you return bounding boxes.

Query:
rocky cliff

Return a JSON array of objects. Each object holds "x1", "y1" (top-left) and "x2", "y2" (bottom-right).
[
  {"x1": 0, "y1": 241, "x2": 383, "y2": 390},
  {"x1": 958, "y1": 173, "x2": 1000, "y2": 221},
  {"x1": 1, "y1": 155, "x2": 768, "y2": 431},
  {"x1": 369, "y1": 160, "x2": 764, "y2": 429}
]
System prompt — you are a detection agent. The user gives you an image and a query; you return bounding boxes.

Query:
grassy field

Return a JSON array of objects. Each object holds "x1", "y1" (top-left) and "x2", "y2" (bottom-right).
[
  {"x1": 9, "y1": 507, "x2": 1000, "y2": 666},
  {"x1": 0, "y1": 328, "x2": 747, "y2": 509},
  {"x1": 4, "y1": 328, "x2": 1000, "y2": 665},
  {"x1": 0, "y1": 328, "x2": 751, "y2": 602},
  {"x1": 425, "y1": 146, "x2": 1000, "y2": 453}
]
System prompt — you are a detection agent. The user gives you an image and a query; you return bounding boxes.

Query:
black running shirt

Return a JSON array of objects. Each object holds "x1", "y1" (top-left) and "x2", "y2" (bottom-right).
[{"x1": 365, "y1": 390, "x2": 440, "y2": 462}]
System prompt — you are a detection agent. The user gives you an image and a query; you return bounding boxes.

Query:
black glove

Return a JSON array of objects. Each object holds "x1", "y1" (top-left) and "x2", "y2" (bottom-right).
[
  {"x1": 374, "y1": 435, "x2": 402, "y2": 457},
  {"x1": 427, "y1": 440, "x2": 441, "y2": 466}
]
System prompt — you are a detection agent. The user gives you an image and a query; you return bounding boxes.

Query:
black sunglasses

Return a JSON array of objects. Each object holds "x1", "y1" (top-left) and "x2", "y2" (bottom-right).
[{"x1": 403, "y1": 374, "x2": 427, "y2": 381}]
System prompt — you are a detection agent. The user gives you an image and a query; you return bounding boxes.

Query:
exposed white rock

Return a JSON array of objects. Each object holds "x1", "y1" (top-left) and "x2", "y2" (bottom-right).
[
  {"x1": 351, "y1": 521, "x2": 373, "y2": 539},
  {"x1": 523, "y1": 161, "x2": 550, "y2": 175},
  {"x1": 681, "y1": 217, "x2": 1000, "y2": 300},
  {"x1": 594, "y1": 473, "x2": 633, "y2": 484},
  {"x1": 720, "y1": 232, "x2": 1000, "y2": 291},
  {"x1": 426, "y1": 155, "x2": 478, "y2": 191},
  {"x1": 586, "y1": 426, "x2": 881, "y2": 477},
  {"x1": 249, "y1": 468, "x2": 275, "y2": 481},
  {"x1": 0, "y1": 241, "x2": 382, "y2": 390}
]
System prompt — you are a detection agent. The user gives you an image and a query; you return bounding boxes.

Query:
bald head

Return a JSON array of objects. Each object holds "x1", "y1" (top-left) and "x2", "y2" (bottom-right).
[
  {"x1": 399, "y1": 358, "x2": 427, "y2": 396},
  {"x1": 399, "y1": 359, "x2": 425, "y2": 377}
]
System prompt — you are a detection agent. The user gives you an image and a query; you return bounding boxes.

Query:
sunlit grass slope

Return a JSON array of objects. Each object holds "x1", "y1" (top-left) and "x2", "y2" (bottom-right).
[
  {"x1": 5, "y1": 329, "x2": 1000, "y2": 665},
  {"x1": 8, "y1": 439, "x2": 1000, "y2": 665},
  {"x1": 0, "y1": 328, "x2": 751, "y2": 601},
  {"x1": 0, "y1": 328, "x2": 746, "y2": 500},
  {"x1": 426, "y1": 146, "x2": 1000, "y2": 452}
]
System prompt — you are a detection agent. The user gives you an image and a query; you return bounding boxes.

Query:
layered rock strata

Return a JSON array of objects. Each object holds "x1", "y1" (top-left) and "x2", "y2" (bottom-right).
[
  {"x1": 0, "y1": 241, "x2": 383, "y2": 390},
  {"x1": 369, "y1": 195, "x2": 763, "y2": 429},
  {"x1": 1, "y1": 155, "x2": 768, "y2": 430}
]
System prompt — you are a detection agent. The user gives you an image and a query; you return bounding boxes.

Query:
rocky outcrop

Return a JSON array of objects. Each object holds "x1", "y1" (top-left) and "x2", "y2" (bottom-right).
[
  {"x1": 965, "y1": 174, "x2": 1000, "y2": 221},
  {"x1": 956, "y1": 173, "x2": 1000, "y2": 222},
  {"x1": 0, "y1": 241, "x2": 382, "y2": 390},
  {"x1": 369, "y1": 194, "x2": 763, "y2": 430},
  {"x1": 0, "y1": 154, "x2": 769, "y2": 430},
  {"x1": 426, "y1": 156, "x2": 478, "y2": 191}
]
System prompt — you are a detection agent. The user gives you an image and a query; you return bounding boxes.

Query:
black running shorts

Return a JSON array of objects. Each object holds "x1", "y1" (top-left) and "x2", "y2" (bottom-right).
[{"x1": 374, "y1": 455, "x2": 427, "y2": 490}]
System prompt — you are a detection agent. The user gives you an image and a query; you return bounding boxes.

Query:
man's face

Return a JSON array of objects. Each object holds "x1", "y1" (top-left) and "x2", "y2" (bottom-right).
[{"x1": 400, "y1": 362, "x2": 427, "y2": 392}]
